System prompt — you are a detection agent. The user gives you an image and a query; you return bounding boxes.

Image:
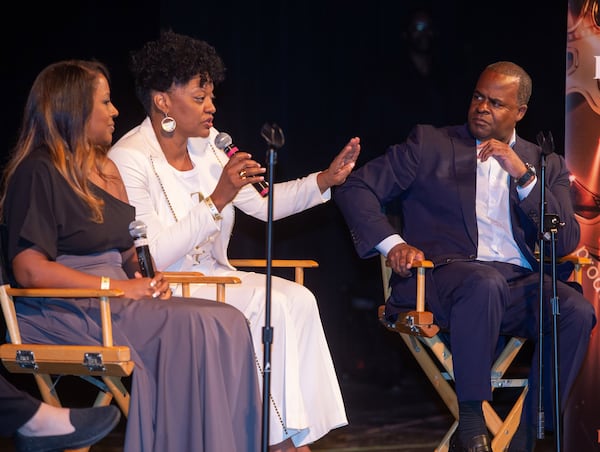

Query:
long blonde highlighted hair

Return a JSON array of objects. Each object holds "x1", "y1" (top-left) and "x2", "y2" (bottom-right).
[{"x1": 0, "y1": 59, "x2": 114, "y2": 222}]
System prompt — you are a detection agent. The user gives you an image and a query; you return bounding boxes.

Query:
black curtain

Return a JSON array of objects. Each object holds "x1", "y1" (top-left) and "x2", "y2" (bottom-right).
[{"x1": 2, "y1": 0, "x2": 568, "y2": 383}]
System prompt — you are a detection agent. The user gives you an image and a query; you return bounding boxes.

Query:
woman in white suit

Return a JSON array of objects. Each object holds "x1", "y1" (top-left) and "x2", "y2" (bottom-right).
[{"x1": 109, "y1": 31, "x2": 360, "y2": 452}]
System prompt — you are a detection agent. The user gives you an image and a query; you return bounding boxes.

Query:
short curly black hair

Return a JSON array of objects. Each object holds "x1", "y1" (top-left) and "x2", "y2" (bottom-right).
[{"x1": 130, "y1": 30, "x2": 226, "y2": 114}]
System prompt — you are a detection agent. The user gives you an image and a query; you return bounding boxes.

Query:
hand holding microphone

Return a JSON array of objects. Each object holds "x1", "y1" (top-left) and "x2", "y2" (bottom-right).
[
  {"x1": 126, "y1": 220, "x2": 172, "y2": 299},
  {"x1": 215, "y1": 132, "x2": 269, "y2": 197},
  {"x1": 129, "y1": 220, "x2": 156, "y2": 278}
]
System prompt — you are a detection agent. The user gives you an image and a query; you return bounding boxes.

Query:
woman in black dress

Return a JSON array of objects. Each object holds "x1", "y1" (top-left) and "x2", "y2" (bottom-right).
[{"x1": 0, "y1": 59, "x2": 261, "y2": 452}]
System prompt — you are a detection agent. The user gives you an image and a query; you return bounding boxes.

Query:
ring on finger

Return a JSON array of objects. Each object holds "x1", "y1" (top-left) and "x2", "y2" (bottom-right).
[{"x1": 239, "y1": 169, "x2": 247, "y2": 179}]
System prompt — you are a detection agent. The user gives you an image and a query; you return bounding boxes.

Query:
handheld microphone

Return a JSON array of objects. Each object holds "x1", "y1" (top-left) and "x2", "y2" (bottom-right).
[
  {"x1": 214, "y1": 132, "x2": 269, "y2": 197},
  {"x1": 128, "y1": 220, "x2": 155, "y2": 278}
]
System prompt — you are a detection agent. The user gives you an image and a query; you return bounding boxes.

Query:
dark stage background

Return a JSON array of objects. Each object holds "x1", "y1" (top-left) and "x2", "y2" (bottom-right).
[{"x1": 1, "y1": 0, "x2": 569, "y2": 390}]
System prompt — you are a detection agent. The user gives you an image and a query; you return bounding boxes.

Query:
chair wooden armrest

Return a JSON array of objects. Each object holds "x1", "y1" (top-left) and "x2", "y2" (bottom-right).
[
  {"x1": 4, "y1": 287, "x2": 124, "y2": 347},
  {"x1": 162, "y1": 271, "x2": 241, "y2": 301},
  {"x1": 558, "y1": 254, "x2": 592, "y2": 285},
  {"x1": 378, "y1": 259, "x2": 438, "y2": 338},
  {"x1": 0, "y1": 283, "x2": 133, "y2": 418},
  {"x1": 534, "y1": 252, "x2": 592, "y2": 285},
  {"x1": 557, "y1": 254, "x2": 593, "y2": 265},
  {"x1": 228, "y1": 259, "x2": 319, "y2": 286}
]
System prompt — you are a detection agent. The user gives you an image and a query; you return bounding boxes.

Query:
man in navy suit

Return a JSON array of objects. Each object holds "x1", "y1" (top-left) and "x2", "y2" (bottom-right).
[{"x1": 335, "y1": 61, "x2": 596, "y2": 452}]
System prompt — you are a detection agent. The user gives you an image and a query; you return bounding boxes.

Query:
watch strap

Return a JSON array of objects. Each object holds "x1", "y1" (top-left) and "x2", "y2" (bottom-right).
[{"x1": 516, "y1": 163, "x2": 536, "y2": 187}]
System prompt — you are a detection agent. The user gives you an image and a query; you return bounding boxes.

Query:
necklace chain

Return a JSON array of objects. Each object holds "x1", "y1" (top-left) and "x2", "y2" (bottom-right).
[
  {"x1": 208, "y1": 142, "x2": 225, "y2": 168},
  {"x1": 149, "y1": 155, "x2": 179, "y2": 223},
  {"x1": 253, "y1": 340, "x2": 288, "y2": 434}
]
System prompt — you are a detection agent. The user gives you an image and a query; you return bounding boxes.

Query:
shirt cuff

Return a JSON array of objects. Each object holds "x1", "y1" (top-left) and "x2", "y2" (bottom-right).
[
  {"x1": 375, "y1": 234, "x2": 405, "y2": 257},
  {"x1": 516, "y1": 176, "x2": 537, "y2": 200}
]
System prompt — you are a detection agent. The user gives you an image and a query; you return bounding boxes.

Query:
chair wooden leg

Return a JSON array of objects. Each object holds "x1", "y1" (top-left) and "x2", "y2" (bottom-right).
[
  {"x1": 403, "y1": 334, "x2": 458, "y2": 419},
  {"x1": 485, "y1": 336, "x2": 527, "y2": 450},
  {"x1": 93, "y1": 388, "x2": 114, "y2": 408},
  {"x1": 435, "y1": 420, "x2": 457, "y2": 452},
  {"x1": 34, "y1": 373, "x2": 61, "y2": 407},
  {"x1": 489, "y1": 386, "x2": 528, "y2": 452},
  {"x1": 399, "y1": 332, "x2": 459, "y2": 451},
  {"x1": 102, "y1": 376, "x2": 130, "y2": 417}
]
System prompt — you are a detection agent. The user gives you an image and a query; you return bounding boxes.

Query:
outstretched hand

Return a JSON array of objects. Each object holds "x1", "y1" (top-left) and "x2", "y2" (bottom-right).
[{"x1": 317, "y1": 137, "x2": 361, "y2": 192}]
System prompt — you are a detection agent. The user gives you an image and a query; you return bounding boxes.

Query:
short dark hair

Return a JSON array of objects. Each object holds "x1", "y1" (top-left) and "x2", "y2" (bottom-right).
[
  {"x1": 486, "y1": 61, "x2": 532, "y2": 106},
  {"x1": 130, "y1": 30, "x2": 226, "y2": 114}
]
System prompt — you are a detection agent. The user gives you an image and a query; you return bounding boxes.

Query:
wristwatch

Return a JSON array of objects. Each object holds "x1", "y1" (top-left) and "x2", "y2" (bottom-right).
[{"x1": 515, "y1": 162, "x2": 536, "y2": 187}]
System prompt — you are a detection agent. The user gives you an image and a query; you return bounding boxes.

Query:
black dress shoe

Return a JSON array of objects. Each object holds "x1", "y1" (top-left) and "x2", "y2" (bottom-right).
[
  {"x1": 450, "y1": 432, "x2": 492, "y2": 452},
  {"x1": 14, "y1": 405, "x2": 121, "y2": 452}
]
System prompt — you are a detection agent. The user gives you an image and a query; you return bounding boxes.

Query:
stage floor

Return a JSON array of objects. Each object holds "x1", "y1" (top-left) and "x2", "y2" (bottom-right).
[{"x1": 0, "y1": 375, "x2": 559, "y2": 451}]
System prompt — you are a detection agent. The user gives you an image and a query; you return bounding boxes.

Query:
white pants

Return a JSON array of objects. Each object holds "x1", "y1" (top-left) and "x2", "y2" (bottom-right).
[{"x1": 175, "y1": 270, "x2": 348, "y2": 446}]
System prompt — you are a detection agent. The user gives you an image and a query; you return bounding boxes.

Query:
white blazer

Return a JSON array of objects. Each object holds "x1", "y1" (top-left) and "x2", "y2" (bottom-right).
[{"x1": 109, "y1": 118, "x2": 329, "y2": 273}]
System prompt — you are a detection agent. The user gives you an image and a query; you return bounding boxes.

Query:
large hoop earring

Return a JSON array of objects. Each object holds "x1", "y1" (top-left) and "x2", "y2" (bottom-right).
[{"x1": 161, "y1": 113, "x2": 176, "y2": 133}]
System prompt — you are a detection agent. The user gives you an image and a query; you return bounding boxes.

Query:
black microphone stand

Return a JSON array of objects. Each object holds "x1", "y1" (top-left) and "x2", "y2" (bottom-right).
[
  {"x1": 535, "y1": 131, "x2": 564, "y2": 451},
  {"x1": 259, "y1": 123, "x2": 285, "y2": 452}
]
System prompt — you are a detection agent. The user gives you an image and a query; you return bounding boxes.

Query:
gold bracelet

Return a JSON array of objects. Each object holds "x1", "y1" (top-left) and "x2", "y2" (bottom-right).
[
  {"x1": 100, "y1": 276, "x2": 110, "y2": 290},
  {"x1": 204, "y1": 196, "x2": 222, "y2": 221}
]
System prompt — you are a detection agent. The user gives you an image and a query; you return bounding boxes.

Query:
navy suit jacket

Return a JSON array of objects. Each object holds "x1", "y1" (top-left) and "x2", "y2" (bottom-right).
[{"x1": 335, "y1": 124, "x2": 580, "y2": 324}]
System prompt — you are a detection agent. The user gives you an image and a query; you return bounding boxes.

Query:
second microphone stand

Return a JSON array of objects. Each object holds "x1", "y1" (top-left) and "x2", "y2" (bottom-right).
[
  {"x1": 535, "y1": 131, "x2": 564, "y2": 451},
  {"x1": 259, "y1": 123, "x2": 285, "y2": 452}
]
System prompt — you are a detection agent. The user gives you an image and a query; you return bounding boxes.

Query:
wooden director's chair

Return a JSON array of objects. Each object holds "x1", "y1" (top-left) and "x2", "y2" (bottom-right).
[
  {"x1": 0, "y1": 251, "x2": 316, "y2": 452},
  {"x1": 0, "y1": 257, "x2": 240, "y2": 452},
  {"x1": 377, "y1": 254, "x2": 591, "y2": 452}
]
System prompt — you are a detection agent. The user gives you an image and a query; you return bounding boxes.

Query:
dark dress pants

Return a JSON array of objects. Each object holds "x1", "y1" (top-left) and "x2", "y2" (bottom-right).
[
  {"x1": 431, "y1": 260, "x2": 595, "y2": 428},
  {"x1": 0, "y1": 373, "x2": 40, "y2": 437}
]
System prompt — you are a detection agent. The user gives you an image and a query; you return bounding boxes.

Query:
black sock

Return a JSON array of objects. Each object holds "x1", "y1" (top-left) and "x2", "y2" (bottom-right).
[{"x1": 458, "y1": 401, "x2": 487, "y2": 444}]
